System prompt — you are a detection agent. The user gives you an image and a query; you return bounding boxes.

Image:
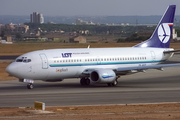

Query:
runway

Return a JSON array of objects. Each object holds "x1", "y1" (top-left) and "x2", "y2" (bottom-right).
[
  {"x1": 0, "y1": 55, "x2": 180, "y2": 107},
  {"x1": 1, "y1": 67, "x2": 180, "y2": 107}
]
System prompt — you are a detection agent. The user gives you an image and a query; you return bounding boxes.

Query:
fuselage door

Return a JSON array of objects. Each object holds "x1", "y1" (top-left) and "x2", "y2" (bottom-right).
[
  {"x1": 150, "y1": 51, "x2": 156, "y2": 64},
  {"x1": 39, "y1": 53, "x2": 48, "y2": 69}
]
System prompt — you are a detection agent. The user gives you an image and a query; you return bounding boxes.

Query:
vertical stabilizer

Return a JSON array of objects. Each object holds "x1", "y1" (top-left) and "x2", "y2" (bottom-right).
[{"x1": 134, "y1": 5, "x2": 176, "y2": 48}]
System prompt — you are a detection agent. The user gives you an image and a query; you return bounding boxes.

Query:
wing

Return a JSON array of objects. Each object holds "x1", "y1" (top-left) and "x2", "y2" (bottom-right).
[
  {"x1": 81, "y1": 63, "x2": 180, "y2": 77},
  {"x1": 117, "y1": 63, "x2": 180, "y2": 72}
]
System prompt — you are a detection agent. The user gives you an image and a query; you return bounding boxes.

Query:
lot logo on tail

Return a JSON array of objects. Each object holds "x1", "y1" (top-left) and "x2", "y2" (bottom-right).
[{"x1": 158, "y1": 23, "x2": 173, "y2": 43}]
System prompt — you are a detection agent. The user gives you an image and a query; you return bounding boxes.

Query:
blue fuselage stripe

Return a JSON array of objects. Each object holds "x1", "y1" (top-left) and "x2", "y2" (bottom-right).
[{"x1": 49, "y1": 60, "x2": 164, "y2": 67}]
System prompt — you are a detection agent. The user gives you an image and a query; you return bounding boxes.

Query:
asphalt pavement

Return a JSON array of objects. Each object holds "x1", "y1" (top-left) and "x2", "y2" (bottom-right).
[{"x1": 0, "y1": 54, "x2": 180, "y2": 107}]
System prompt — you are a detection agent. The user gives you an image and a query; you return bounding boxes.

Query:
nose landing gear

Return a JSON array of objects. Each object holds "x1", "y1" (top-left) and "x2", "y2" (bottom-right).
[{"x1": 19, "y1": 79, "x2": 34, "y2": 89}]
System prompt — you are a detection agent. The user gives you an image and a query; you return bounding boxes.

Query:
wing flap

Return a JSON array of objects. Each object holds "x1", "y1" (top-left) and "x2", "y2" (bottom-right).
[{"x1": 117, "y1": 63, "x2": 180, "y2": 72}]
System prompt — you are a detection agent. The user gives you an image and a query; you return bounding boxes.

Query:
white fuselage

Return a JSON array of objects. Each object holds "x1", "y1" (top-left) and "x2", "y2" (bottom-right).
[{"x1": 7, "y1": 47, "x2": 173, "y2": 81}]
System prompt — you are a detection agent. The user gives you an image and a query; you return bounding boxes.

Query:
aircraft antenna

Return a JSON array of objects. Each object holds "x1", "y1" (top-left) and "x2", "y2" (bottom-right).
[{"x1": 88, "y1": 45, "x2": 90, "y2": 49}]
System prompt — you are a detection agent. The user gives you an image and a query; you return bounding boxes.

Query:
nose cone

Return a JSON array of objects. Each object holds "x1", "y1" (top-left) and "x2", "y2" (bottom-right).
[{"x1": 6, "y1": 62, "x2": 19, "y2": 77}]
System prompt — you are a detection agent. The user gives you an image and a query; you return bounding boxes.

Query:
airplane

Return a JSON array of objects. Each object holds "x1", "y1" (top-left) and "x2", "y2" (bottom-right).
[{"x1": 6, "y1": 5, "x2": 180, "y2": 89}]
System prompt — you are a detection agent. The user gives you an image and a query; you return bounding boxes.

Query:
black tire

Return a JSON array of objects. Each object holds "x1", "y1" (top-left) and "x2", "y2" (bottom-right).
[
  {"x1": 112, "y1": 80, "x2": 118, "y2": 86},
  {"x1": 107, "y1": 80, "x2": 118, "y2": 87},
  {"x1": 85, "y1": 78, "x2": 90, "y2": 85},
  {"x1": 80, "y1": 78, "x2": 86, "y2": 85},
  {"x1": 107, "y1": 83, "x2": 112, "y2": 86},
  {"x1": 27, "y1": 83, "x2": 33, "y2": 89}
]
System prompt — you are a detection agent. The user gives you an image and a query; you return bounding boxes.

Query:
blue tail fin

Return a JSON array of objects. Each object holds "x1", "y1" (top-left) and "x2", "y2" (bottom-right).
[{"x1": 134, "y1": 5, "x2": 176, "y2": 48}]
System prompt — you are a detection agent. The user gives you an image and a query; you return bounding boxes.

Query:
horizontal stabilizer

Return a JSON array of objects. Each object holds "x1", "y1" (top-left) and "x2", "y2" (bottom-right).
[{"x1": 163, "y1": 49, "x2": 180, "y2": 53}]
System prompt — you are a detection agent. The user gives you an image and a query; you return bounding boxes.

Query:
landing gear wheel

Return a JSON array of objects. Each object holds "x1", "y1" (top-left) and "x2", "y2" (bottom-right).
[
  {"x1": 80, "y1": 78, "x2": 86, "y2": 85},
  {"x1": 107, "y1": 80, "x2": 118, "y2": 87},
  {"x1": 112, "y1": 80, "x2": 118, "y2": 86},
  {"x1": 85, "y1": 78, "x2": 90, "y2": 85},
  {"x1": 80, "y1": 78, "x2": 90, "y2": 86},
  {"x1": 107, "y1": 83, "x2": 112, "y2": 86},
  {"x1": 27, "y1": 83, "x2": 33, "y2": 89}
]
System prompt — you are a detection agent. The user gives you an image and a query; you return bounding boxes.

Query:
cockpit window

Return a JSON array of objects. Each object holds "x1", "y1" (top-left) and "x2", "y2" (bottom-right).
[
  {"x1": 16, "y1": 59, "x2": 23, "y2": 62},
  {"x1": 23, "y1": 59, "x2": 31, "y2": 63},
  {"x1": 16, "y1": 57, "x2": 31, "y2": 63}
]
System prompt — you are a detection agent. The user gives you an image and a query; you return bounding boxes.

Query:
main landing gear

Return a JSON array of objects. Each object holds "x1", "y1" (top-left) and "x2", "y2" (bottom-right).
[
  {"x1": 27, "y1": 83, "x2": 33, "y2": 89},
  {"x1": 80, "y1": 76, "x2": 120, "y2": 87},
  {"x1": 107, "y1": 76, "x2": 120, "y2": 87},
  {"x1": 107, "y1": 80, "x2": 118, "y2": 86},
  {"x1": 80, "y1": 78, "x2": 90, "y2": 86}
]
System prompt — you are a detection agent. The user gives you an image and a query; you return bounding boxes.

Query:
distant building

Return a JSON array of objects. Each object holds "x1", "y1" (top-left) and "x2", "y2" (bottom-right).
[
  {"x1": 76, "y1": 19, "x2": 82, "y2": 25},
  {"x1": 4, "y1": 23, "x2": 15, "y2": 31},
  {"x1": 1, "y1": 24, "x2": 29, "y2": 33},
  {"x1": 69, "y1": 36, "x2": 86, "y2": 43},
  {"x1": 173, "y1": 28, "x2": 177, "y2": 39},
  {"x1": 30, "y1": 12, "x2": 44, "y2": 24},
  {"x1": 173, "y1": 28, "x2": 180, "y2": 41},
  {"x1": 5, "y1": 36, "x2": 12, "y2": 42},
  {"x1": 15, "y1": 24, "x2": 29, "y2": 33},
  {"x1": 84, "y1": 30, "x2": 89, "y2": 35},
  {"x1": 76, "y1": 19, "x2": 95, "y2": 25},
  {"x1": 1, "y1": 35, "x2": 13, "y2": 44},
  {"x1": 0, "y1": 24, "x2": 2, "y2": 32}
]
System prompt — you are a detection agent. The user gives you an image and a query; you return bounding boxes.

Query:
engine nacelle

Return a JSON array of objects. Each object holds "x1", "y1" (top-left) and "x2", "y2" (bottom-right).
[{"x1": 90, "y1": 69, "x2": 116, "y2": 83}]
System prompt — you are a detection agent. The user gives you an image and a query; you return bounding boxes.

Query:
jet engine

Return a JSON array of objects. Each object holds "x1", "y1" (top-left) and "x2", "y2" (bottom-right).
[{"x1": 90, "y1": 69, "x2": 116, "y2": 83}]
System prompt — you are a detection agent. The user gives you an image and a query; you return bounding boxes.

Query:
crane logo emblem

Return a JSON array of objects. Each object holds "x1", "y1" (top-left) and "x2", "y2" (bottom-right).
[{"x1": 158, "y1": 23, "x2": 173, "y2": 43}]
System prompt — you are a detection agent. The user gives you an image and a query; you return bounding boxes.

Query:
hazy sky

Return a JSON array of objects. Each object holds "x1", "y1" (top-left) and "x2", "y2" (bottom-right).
[{"x1": 1, "y1": 0, "x2": 180, "y2": 16}]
